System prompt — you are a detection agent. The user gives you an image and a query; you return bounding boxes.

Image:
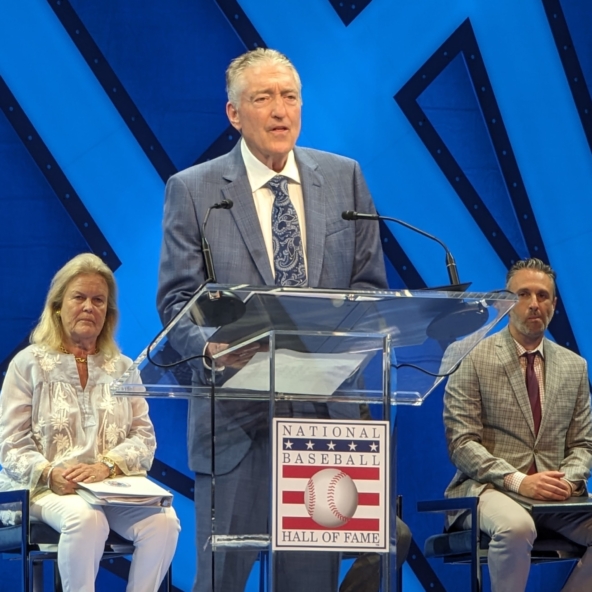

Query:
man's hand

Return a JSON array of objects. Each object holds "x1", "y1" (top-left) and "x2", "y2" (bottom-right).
[
  {"x1": 205, "y1": 342, "x2": 262, "y2": 370},
  {"x1": 518, "y1": 471, "x2": 572, "y2": 500}
]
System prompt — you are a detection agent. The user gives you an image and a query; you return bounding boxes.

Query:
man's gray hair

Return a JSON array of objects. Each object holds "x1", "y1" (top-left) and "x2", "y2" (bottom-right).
[
  {"x1": 506, "y1": 258, "x2": 557, "y2": 295},
  {"x1": 226, "y1": 48, "x2": 302, "y2": 106}
]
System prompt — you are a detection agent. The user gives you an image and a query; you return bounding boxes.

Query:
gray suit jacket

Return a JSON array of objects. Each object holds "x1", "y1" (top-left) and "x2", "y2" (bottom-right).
[
  {"x1": 157, "y1": 142, "x2": 387, "y2": 473},
  {"x1": 444, "y1": 327, "x2": 592, "y2": 526}
]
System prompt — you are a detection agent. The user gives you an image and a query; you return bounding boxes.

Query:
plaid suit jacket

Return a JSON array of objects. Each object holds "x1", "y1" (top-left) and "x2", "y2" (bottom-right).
[{"x1": 444, "y1": 326, "x2": 592, "y2": 524}]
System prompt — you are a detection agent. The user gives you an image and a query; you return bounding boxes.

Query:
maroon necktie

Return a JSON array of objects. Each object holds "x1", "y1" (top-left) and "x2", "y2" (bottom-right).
[
  {"x1": 524, "y1": 352, "x2": 541, "y2": 474},
  {"x1": 524, "y1": 352, "x2": 542, "y2": 434}
]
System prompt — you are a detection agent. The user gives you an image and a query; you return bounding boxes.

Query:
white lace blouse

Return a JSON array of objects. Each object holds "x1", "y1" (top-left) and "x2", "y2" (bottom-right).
[{"x1": 0, "y1": 344, "x2": 155, "y2": 501}]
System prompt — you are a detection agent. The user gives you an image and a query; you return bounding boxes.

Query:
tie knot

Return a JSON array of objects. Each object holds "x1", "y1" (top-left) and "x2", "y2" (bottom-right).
[
  {"x1": 267, "y1": 175, "x2": 289, "y2": 192},
  {"x1": 524, "y1": 352, "x2": 538, "y2": 366}
]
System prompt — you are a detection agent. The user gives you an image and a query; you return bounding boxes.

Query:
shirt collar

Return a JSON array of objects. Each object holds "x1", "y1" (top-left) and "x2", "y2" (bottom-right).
[
  {"x1": 513, "y1": 337, "x2": 545, "y2": 360},
  {"x1": 240, "y1": 138, "x2": 301, "y2": 192}
]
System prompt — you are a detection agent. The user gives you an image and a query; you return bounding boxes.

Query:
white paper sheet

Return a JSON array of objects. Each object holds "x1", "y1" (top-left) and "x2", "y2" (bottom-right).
[{"x1": 222, "y1": 349, "x2": 366, "y2": 395}]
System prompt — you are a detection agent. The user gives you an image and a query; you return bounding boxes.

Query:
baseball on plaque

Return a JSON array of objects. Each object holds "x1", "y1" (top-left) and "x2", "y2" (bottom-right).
[{"x1": 304, "y1": 468, "x2": 358, "y2": 528}]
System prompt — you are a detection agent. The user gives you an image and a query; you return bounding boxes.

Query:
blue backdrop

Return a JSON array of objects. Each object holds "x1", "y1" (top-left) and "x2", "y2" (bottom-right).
[{"x1": 1, "y1": 1, "x2": 592, "y2": 590}]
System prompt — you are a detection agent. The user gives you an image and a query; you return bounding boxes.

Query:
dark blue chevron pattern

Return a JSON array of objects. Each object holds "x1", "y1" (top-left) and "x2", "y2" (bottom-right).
[
  {"x1": 543, "y1": 0, "x2": 592, "y2": 155},
  {"x1": 395, "y1": 18, "x2": 579, "y2": 353},
  {"x1": 0, "y1": 77, "x2": 120, "y2": 375},
  {"x1": 3, "y1": 4, "x2": 591, "y2": 590},
  {"x1": 328, "y1": 0, "x2": 373, "y2": 26}
]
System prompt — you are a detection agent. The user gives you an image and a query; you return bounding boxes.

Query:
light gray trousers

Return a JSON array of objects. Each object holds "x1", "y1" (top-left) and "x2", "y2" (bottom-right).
[{"x1": 462, "y1": 489, "x2": 592, "y2": 592}]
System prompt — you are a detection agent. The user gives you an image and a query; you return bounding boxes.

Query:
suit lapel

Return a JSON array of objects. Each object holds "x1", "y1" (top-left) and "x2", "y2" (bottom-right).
[
  {"x1": 295, "y1": 148, "x2": 325, "y2": 287},
  {"x1": 221, "y1": 144, "x2": 274, "y2": 285},
  {"x1": 497, "y1": 329, "x2": 538, "y2": 438},
  {"x1": 539, "y1": 339, "x2": 559, "y2": 436}
]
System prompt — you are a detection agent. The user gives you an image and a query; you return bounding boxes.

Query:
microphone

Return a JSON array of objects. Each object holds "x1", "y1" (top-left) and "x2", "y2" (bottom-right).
[
  {"x1": 202, "y1": 199, "x2": 234, "y2": 283},
  {"x1": 341, "y1": 210, "x2": 461, "y2": 286},
  {"x1": 215, "y1": 199, "x2": 234, "y2": 210},
  {"x1": 146, "y1": 199, "x2": 241, "y2": 369},
  {"x1": 195, "y1": 198, "x2": 245, "y2": 327}
]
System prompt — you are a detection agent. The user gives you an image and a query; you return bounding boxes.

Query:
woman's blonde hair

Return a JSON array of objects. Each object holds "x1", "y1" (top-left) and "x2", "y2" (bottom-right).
[{"x1": 30, "y1": 253, "x2": 120, "y2": 358}]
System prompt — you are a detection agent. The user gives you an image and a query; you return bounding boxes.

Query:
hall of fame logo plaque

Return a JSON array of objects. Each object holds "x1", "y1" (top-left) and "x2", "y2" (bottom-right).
[{"x1": 272, "y1": 418, "x2": 389, "y2": 552}]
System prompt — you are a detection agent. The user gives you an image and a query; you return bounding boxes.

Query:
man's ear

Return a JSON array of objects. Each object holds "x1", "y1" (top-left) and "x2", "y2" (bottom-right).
[{"x1": 226, "y1": 102, "x2": 241, "y2": 131}]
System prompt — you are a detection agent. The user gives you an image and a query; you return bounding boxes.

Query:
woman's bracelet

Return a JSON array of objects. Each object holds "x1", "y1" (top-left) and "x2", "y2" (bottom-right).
[{"x1": 46, "y1": 466, "x2": 55, "y2": 490}]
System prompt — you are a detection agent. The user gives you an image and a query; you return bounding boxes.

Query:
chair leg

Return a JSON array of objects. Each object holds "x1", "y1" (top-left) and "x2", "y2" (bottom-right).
[
  {"x1": 30, "y1": 559, "x2": 44, "y2": 592},
  {"x1": 54, "y1": 560, "x2": 63, "y2": 592},
  {"x1": 396, "y1": 495, "x2": 403, "y2": 592},
  {"x1": 470, "y1": 516, "x2": 481, "y2": 592},
  {"x1": 21, "y1": 553, "x2": 28, "y2": 592},
  {"x1": 157, "y1": 565, "x2": 172, "y2": 592},
  {"x1": 259, "y1": 551, "x2": 267, "y2": 592}
]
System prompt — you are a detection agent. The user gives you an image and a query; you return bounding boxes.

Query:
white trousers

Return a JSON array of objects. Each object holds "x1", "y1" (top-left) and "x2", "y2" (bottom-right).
[
  {"x1": 464, "y1": 489, "x2": 592, "y2": 592},
  {"x1": 31, "y1": 493, "x2": 180, "y2": 592}
]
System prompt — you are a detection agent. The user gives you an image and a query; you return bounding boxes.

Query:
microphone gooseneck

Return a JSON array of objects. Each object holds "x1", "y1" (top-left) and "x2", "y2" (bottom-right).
[
  {"x1": 146, "y1": 199, "x2": 241, "y2": 369},
  {"x1": 196, "y1": 199, "x2": 246, "y2": 327},
  {"x1": 202, "y1": 200, "x2": 235, "y2": 283},
  {"x1": 341, "y1": 210, "x2": 460, "y2": 286}
]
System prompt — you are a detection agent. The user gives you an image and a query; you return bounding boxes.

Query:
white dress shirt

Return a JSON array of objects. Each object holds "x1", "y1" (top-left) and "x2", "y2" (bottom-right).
[{"x1": 240, "y1": 139, "x2": 308, "y2": 278}]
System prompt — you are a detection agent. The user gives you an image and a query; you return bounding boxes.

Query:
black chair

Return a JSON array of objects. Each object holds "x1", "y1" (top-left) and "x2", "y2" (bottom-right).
[
  {"x1": 418, "y1": 497, "x2": 586, "y2": 592},
  {"x1": 0, "y1": 489, "x2": 171, "y2": 592}
]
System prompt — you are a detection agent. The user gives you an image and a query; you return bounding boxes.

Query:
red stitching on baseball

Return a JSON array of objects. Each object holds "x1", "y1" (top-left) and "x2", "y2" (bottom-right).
[
  {"x1": 327, "y1": 472, "x2": 349, "y2": 523},
  {"x1": 306, "y1": 478, "x2": 316, "y2": 518}
]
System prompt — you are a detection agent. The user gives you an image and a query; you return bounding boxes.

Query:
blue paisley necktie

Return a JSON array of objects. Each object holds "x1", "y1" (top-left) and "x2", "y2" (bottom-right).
[{"x1": 268, "y1": 175, "x2": 307, "y2": 286}]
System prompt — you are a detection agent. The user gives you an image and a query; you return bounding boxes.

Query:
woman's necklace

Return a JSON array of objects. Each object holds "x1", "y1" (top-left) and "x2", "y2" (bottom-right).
[{"x1": 59, "y1": 345, "x2": 99, "y2": 363}]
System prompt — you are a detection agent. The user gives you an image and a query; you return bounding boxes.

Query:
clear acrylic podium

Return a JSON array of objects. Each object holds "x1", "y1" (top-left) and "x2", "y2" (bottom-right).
[{"x1": 111, "y1": 284, "x2": 517, "y2": 592}]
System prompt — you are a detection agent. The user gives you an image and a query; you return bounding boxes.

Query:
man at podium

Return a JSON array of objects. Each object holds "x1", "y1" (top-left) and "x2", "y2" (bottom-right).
[{"x1": 157, "y1": 48, "x2": 393, "y2": 591}]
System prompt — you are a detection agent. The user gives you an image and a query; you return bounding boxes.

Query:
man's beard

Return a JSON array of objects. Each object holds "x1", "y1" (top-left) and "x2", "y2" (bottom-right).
[{"x1": 510, "y1": 312, "x2": 548, "y2": 338}]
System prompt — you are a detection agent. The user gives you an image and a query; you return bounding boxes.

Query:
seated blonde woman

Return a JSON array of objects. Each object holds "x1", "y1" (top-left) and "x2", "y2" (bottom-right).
[{"x1": 0, "y1": 253, "x2": 179, "y2": 592}]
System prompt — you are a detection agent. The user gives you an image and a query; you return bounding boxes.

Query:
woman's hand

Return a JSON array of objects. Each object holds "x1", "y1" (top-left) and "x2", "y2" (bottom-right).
[
  {"x1": 62, "y1": 462, "x2": 110, "y2": 485},
  {"x1": 48, "y1": 467, "x2": 79, "y2": 496}
]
